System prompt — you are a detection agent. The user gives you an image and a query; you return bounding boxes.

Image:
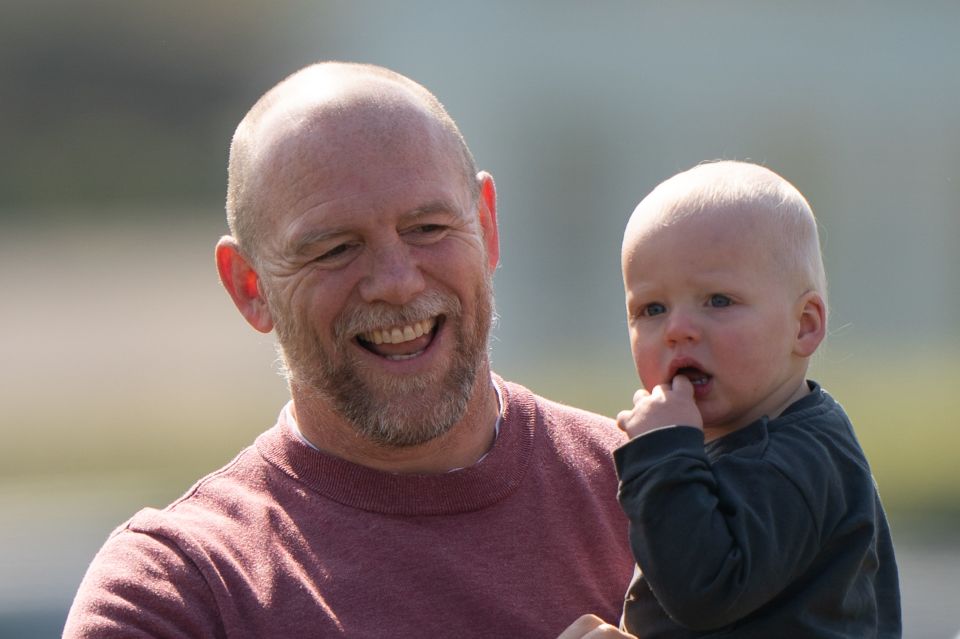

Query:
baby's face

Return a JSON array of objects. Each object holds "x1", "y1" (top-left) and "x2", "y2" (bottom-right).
[{"x1": 622, "y1": 206, "x2": 809, "y2": 438}]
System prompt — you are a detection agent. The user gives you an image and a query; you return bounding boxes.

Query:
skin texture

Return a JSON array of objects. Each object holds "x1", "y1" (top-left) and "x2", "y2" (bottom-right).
[
  {"x1": 216, "y1": 64, "x2": 501, "y2": 473},
  {"x1": 618, "y1": 162, "x2": 826, "y2": 442}
]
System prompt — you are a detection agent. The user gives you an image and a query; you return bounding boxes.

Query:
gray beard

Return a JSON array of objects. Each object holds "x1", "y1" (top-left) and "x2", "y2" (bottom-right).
[{"x1": 271, "y1": 282, "x2": 494, "y2": 448}]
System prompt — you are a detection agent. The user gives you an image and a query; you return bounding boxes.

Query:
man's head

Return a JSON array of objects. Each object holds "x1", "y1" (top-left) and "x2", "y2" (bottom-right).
[
  {"x1": 216, "y1": 62, "x2": 500, "y2": 449},
  {"x1": 621, "y1": 161, "x2": 827, "y2": 438},
  {"x1": 225, "y1": 62, "x2": 480, "y2": 261}
]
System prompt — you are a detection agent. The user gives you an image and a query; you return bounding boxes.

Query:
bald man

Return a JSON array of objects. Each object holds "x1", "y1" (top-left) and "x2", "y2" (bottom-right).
[{"x1": 64, "y1": 63, "x2": 634, "y2": 638}]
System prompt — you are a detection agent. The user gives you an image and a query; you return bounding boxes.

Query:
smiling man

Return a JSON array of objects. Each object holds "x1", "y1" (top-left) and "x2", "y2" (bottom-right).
[
  {"x1": 219, "y1": 65, "x2": 501, "y2": 472},
  {"x1": 64, "y1": 63, "x2": 634, "y2": 638}
]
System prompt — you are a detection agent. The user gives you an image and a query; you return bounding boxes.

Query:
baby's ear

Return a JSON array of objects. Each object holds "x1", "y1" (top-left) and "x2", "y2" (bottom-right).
[{"x1": 794, "y1": 291, "x2": 826, "y2": 357}]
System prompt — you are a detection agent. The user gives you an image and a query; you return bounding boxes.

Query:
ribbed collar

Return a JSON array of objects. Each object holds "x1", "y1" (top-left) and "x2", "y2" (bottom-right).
[{"x1": 255, "y1": 375, "x2": 537, "y2": 516}]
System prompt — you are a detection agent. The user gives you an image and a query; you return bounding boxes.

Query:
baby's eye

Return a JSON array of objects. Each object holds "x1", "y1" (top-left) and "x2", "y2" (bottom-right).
[
  {"x1": 642, "y1": 302, "x2": 667, "y2": 317},
  {"x1": 708, "y1": 294, "x2": 732, "y2": 308}
]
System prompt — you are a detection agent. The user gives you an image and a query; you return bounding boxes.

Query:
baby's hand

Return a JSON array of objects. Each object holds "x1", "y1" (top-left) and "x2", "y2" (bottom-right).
[{"x1": 617, "y1": 375, "x2": 703, "y2": 439}]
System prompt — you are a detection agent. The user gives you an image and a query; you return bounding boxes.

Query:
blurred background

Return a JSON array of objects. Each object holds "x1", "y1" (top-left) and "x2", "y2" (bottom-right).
[{"x1": 1, "y1": 1, "x2": 957, "y2": 636}]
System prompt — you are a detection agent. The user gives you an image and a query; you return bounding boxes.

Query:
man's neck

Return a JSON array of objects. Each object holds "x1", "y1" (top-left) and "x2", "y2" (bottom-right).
[{"x1": 291, "y1": 373, "x2": 501, "y2": 474}]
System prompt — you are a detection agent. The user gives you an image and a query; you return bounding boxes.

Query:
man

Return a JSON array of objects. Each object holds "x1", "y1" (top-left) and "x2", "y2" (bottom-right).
[{"x1": 64, "y1": 62, "x2": 634, "y2": 638}]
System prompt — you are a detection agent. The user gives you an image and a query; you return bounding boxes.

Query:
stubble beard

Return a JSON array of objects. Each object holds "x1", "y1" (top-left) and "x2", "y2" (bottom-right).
[{"x1": 270, "y1": 280, "x2": 494, "y2": 448}]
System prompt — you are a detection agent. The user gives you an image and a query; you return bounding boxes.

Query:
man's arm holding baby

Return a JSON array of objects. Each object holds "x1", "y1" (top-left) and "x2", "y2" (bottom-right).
[{"x1": 556, "y1": 614, "x2": 636, "y2": 638}]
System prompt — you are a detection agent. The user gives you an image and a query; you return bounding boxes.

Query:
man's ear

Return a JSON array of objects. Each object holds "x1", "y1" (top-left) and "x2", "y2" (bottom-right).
[
  {"x1": 215, "y1": 236, "x2": 275, "y2": 333},
  {"x1": 794, "y1": 291, "x2": 826, "y2": 357},
  {"x1": 476, "y1": 171, "x2": 500, "y2": 271}
]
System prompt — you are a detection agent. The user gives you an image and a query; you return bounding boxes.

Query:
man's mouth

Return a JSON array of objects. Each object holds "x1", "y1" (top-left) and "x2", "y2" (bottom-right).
[
  {"x1": 355, "y1": 316, "x2": 440, "y2": 360},
  {"x1": 359, "y1": 317, "x2": 436, "y2": 345}
]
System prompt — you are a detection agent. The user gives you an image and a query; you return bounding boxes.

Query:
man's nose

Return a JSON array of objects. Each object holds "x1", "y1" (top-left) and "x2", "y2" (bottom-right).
[
  {"x1": 358, "y1": 242, "x2": 426, "y2": 305},
  {"x1": 664, "y1": 309, "x2": 701, "y2": 345}
]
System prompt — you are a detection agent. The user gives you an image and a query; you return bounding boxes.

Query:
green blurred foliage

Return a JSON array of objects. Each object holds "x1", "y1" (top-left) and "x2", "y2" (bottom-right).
[{"x1": 0, "y1": 0, "x2": 341, "y2": 210}]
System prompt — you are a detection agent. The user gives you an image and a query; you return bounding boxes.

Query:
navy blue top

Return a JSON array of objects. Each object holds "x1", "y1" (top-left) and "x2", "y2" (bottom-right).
[{"x1": 615, "y1": 382, "x2": 901, "y2": 638}]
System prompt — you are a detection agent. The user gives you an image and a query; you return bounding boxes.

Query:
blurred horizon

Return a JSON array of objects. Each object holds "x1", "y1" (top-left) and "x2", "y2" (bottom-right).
[{"x1": 2, "y1": 1, "x2": 958, "y2": 637}]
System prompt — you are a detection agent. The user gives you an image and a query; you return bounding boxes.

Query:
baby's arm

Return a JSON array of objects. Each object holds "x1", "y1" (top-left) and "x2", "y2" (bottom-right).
[
  {"x1": 617, "y1": 375, "x2": 702, "y2": 439},
  {"x1": 614, "y1": 408, "x2": 824, "y2": 630}
]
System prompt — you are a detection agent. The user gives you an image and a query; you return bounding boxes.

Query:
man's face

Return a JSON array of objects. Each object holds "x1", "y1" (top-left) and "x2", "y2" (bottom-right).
[
  {"x1": 253, "y1": 107, "x2": 496, "y2": 447},
  {"x1": 623, "y1": 207, "x2": 804, "y2": 438}
]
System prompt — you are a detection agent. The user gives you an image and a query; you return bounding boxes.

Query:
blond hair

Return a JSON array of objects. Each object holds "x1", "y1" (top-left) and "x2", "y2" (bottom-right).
[{"x1": 626, "y1": 160, "x2": 828, "y2": 311}]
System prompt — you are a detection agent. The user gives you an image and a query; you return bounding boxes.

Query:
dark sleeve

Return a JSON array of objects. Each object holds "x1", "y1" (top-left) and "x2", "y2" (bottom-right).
[
  {"x1": 615, "y1": 426, "x2": 824, "y2": 631},
  {"x1": 63, "y1": 528, "x2": 225, "y2": 639}
]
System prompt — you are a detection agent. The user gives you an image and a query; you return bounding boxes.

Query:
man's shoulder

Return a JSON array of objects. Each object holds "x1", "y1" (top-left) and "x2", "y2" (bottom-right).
[{"x1": 120, "y1": 435, "x2": 277, "y2": 541}]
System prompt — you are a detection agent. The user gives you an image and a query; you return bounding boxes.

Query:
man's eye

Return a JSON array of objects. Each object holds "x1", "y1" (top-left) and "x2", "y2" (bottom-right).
[
  {"x1": 404, "y1": 224, "x2": 449, "y2": 242},
  {"x1": 316, "y1": 244, "x2": 353, "y2": 262},
  {"x1": 642, "y1": 302, "x2": 666, "y2": 317},
  {"x1": 708, "y1": 294, "x2": 732, "y2": 308}
]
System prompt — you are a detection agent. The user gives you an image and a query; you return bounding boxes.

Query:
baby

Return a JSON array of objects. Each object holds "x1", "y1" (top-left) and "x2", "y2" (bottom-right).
[{"x1": 614, "y1": 161, "x2": 901, "y2": 637}]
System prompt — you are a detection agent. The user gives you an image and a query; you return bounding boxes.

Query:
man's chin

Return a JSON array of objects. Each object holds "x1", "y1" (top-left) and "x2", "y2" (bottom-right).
[
  {"x1": 352, "y1": 393, "x2": 467, "y2": 449},
  {"x1": 293, "y1": 366, "x2": 472, "y2": 445}
]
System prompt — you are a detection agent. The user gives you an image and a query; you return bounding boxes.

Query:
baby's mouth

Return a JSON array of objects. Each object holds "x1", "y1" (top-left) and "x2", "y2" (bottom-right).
[
  {"x1": 674, "y1": 365, "x2": 712, "y2": 387},
  {"x1": 355, "y1": 317, "x2": 440, "y2": 360}
]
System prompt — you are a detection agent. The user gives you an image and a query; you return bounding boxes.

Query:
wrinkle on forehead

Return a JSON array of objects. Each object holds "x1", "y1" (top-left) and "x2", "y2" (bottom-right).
[
  {"x1": 272, "y1": 116, "x2": 459, "y2": 235},
  {"x1": 226, "y1": 63, "x2": 478, "y2": 266},
  {"x1": 241, "y1": 78, "x2": 460, "y2": 236}
]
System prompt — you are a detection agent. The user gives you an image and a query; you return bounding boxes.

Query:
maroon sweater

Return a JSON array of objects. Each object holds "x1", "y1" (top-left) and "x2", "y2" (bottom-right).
[{"x1": 64, "y1": 378, "x2": 633, "y2": 638}]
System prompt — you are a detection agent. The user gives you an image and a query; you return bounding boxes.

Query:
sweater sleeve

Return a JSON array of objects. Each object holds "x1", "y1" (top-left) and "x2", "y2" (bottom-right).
[
  {"x1": 615, "y1": 426, "x2": 823, "y2": 631},
  {"x1": 63, "y1": 527, "x2": 225, "y2": 639}
]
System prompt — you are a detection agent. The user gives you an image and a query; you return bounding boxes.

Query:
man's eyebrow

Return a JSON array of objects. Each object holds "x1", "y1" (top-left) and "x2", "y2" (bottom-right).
[
  {"x1": 287, "y1": 200, "x2": 462, "y2": 255},
  {"x1": 400, "y1": 200, "x2": 459, "y2": 220}
]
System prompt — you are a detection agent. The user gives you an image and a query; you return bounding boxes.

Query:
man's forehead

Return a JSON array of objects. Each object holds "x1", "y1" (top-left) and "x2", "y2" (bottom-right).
[
  {"x1": 261, "y1": 125, "x2": 468, "y2": 249},
  {"x1": 247, "y1": 93, "x2": 447, "y2": 195},
  {"x1": 246, "y1": 69, "x2": 428, "y2": 144},
  {"x1": 234, "y1": 66, "x2": 473, "y2": 243}
]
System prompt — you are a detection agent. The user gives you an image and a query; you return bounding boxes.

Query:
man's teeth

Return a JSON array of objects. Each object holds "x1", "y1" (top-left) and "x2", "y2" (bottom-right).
[{"x1": 360, "y1": 318, "x2": 436, "y2": 345}]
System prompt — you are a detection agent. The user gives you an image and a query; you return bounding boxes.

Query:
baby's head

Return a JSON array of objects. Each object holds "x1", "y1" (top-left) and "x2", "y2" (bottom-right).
[{"x1": 621, "y1": 161, "x2": 828, "y2": 439}]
